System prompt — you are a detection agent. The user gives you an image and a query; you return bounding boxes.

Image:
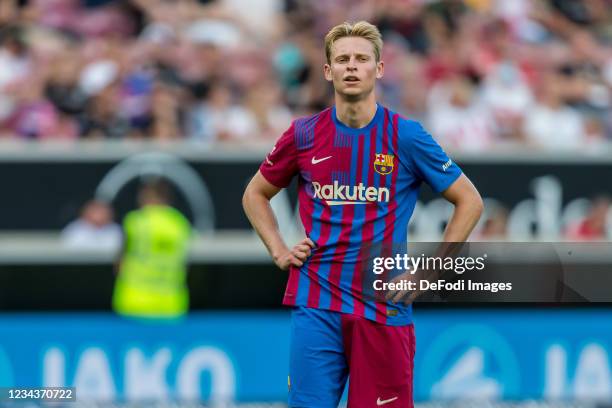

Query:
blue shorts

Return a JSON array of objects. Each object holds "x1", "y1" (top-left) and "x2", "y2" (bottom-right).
[{"x1": 288, "y1": 306, "x2": 415, "y2": 408}]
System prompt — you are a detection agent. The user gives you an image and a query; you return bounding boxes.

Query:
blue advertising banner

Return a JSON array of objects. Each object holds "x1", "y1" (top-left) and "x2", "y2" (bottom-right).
[{"x1": 0, "y1": 310, "x2": 610, "y2": 402}]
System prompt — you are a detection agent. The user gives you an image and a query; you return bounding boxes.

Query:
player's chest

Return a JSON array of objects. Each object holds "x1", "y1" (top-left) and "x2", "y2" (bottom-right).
[{"x1": 297, "y1": 131, "x2": 398, "y2": 184}]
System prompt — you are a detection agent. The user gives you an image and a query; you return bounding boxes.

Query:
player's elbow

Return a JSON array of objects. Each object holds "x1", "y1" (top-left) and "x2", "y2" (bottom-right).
[
  {"x1": 242, "y1": 182, "x2": 256, "y2": 212},
  {"x1": 467, "y1": 191, "x2": 484, "y2": 221},
  {"x1": 449, "y1": 176, "x2": 484, "y2": 220},
  {"x1": 243, "y1": 172, "x2": 281, "y2": 205},
  {"x1": 242, "y1": 178, "x2": 267, "y2": 212},
  {"x1": 475, "y1": 195, "x2": 484, "y2": 218},
  {"x1": 453, "y1": 186, "x2": 484, "y2": 221}
]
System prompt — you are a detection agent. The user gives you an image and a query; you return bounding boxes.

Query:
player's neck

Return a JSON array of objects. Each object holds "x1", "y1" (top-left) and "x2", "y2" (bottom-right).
[{"x1": 334, "y1": 94, "x2": 378, "y2": 129}]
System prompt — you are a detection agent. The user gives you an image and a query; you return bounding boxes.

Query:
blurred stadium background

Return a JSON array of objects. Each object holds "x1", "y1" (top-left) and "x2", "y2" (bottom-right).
[{"x1": 1, "y1": 0, "x2": 612, "y2": 407}]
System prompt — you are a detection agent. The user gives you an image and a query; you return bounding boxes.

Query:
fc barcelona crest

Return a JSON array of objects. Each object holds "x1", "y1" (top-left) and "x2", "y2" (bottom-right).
[{"x1": 374, "y1": 153, "x2": 394, "y2": 175}]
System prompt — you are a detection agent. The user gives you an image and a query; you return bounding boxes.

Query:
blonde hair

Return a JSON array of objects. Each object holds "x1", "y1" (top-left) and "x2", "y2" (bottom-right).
[{"x1": 324, "y1": 21, "x2": 383, "y2": 64}]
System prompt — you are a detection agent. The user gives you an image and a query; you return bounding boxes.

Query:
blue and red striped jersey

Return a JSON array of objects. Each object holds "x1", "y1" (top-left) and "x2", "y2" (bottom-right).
[{"x1": 259, "y1": 104, "x2": 462, "y2": 325}]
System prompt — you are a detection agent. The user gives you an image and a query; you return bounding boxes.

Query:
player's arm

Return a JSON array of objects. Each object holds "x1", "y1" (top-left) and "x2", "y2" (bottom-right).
[
  {"x1": 388, "y1": 176, "x2": 482, "y2": 304},
  {"x1": 401, "y1": 120, "x2": 484, "y2": 243},
  {"x1": 388, "y1": 120, "x2": 484, "y2": 304},
  {"x1": 432, "y1": 173, "x2": 484, "y2": 268},
  {"x1": 440, "y1": 173, "x2": 484, "y2": 242},
  {"x1": 242, "y1": 171, "x2": 314, "y2": 271}
]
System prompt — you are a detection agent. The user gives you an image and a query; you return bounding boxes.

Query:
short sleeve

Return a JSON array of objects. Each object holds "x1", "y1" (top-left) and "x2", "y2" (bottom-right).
[
  {"x1": 259, "y1": 122, "x2": 298, "y2": 188},
  {"x1": 400, "y1": 120, "x2": 462, "y2": 193}
]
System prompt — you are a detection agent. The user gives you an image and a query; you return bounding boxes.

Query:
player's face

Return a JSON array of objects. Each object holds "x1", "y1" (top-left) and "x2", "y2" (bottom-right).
[{"x1": 324, "y1": 36, "x2": 384, "y2": 100}]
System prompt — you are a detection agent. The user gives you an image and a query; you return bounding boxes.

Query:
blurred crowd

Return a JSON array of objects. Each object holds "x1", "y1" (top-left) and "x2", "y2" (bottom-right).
[{"x1": 1, "y1": 0, "x2": 612, "y2": 150}]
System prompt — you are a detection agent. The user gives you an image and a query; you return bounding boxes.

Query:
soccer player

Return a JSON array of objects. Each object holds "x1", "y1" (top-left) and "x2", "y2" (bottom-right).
[{"x1": 242, "y1": 21, "x2": 483, "y2": 408}]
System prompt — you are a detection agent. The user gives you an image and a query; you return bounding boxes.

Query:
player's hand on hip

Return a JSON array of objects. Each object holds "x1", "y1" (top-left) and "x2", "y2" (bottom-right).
[
  {"x1": 385, "y1": 267, "x2": 439, "y2": 305},
  {"x1": 275, "y1": 238, "x2": 316, "y2": 271},
  {"x1": 385, "y1": 270, "x2": 420, "y2": 305}
]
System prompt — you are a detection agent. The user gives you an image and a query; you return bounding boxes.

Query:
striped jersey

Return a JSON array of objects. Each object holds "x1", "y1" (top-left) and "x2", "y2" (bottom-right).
[{"x1": 259, "y1": 104, "x2": 462, "y2": 325}]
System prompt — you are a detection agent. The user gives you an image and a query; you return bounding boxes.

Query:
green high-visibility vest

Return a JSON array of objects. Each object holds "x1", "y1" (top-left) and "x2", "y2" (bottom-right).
[{"x1": 113, "y1": 205, "x2": 191, "y2": 318}]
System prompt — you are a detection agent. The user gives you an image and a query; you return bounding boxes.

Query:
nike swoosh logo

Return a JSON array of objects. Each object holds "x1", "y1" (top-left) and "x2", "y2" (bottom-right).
[
  {"x1": 377, "y1": 397, "x2": 398, "y2": 406},
  {"x1": 311, "y1": 155, "x2": 332, "y2": 164}
]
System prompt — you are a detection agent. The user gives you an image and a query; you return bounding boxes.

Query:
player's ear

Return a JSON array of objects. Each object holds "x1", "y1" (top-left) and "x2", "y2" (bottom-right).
[
  {"x1": 324, "y1": 64, "x2": 333, "y2": 82},
  {"x1": 376, "y1": 60, "x2": 384, "y2": 79}
]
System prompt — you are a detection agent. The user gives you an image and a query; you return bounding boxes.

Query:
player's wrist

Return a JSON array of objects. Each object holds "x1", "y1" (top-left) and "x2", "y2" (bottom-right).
[{"x1": 271, "y1": 245, "x2": 290, "y2": 264}]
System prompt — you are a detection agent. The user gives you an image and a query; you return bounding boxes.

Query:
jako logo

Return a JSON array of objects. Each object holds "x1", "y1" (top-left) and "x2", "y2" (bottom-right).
[{"x1": 312, "y1": 181, "x2": 389, "y2": 205}]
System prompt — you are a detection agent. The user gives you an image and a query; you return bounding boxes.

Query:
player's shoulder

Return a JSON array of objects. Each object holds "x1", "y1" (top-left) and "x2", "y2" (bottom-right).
[
  {"x1": 287, "y1": 107, "x2": 332, "y2": 149},
  {"x1": 380, "y1": 106, "x2": 426, "y2": 141},
  {"x1": 291, "y1": 107, "x2": 332, "y2": 130}
]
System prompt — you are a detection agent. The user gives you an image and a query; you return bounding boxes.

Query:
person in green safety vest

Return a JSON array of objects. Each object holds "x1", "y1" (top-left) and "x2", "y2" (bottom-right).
[{"x1": 113, "y1": 179, "x2": 192, "y2": 319}]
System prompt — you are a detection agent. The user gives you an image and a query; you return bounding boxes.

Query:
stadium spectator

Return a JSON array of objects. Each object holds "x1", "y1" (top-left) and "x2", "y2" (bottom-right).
[
  {"x1": 565, "y1": 195, "x2": 611, "y2": 240},
  {"x1": 245, "y1": 79, "x2": 293, "y2": 140},
  {"x1": 428, "y1": 74, "x2": 497, "y2": 151},
  {"x1": 481, "y1": 60, "x2": 533, "y2": 142},
  {"x1": 80, "y1": 83, "x2": 132, "y2": 139},
  {"x1": 523, "y1": 70, "x2": 585, "y2": 149},
  {"x1": 148, "y1": 83, "x2": 185, "y2": 140},
  {"x1": 0, "y1": 26, "x2": 30, "y2": 95},
  {"x1": 186, "y1": 82, "x2": 257, "y2": 143},
  {"x1": 476, "y1": 204, "x2": 509, "y2": 240},
  {"x1": 61, "y1": 199, "x2": 121, "y2": 250},
  {"x1": 7, "y1": 73, "x2": 79, "y2": 140}
]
